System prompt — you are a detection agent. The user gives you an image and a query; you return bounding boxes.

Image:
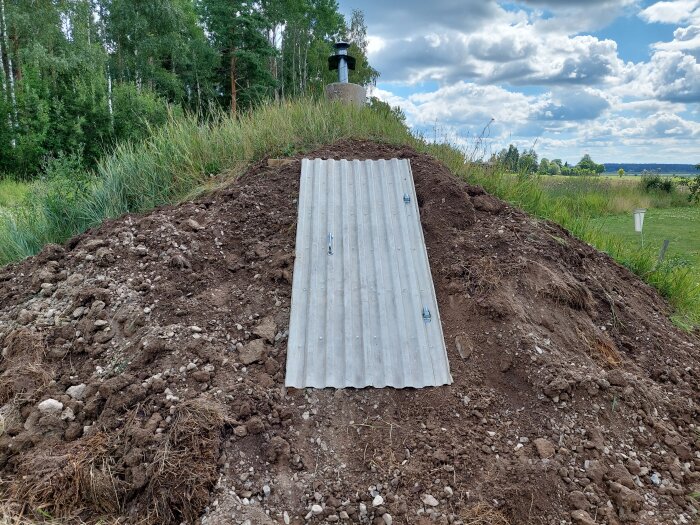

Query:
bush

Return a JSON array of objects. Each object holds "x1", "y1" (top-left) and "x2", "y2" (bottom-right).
[{"x1": 641, "y1": 174, "x2": 675, "y2": 193}]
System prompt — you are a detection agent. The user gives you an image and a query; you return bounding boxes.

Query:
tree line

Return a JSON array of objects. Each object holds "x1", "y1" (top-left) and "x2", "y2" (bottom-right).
[
  {"x1": 0, "y1": 0, "x2": 377, "y2": 178},
  {"x1": 492, "y1": 144, "x2": 605, "y2": 176}
]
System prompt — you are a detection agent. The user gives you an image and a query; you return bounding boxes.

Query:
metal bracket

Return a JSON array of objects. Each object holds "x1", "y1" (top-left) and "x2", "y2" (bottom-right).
[
  {"x1": 403, "y1": 193, "x2": 411, "y2": 205},
  {"x1": 422, "y1": 306, "x2": 432, "y2": 323}
]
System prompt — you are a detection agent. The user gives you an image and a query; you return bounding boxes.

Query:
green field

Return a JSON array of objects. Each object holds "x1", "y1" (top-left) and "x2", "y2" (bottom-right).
[{"x1": 590, "y1": 207, "x2": 700, "y2": 268}]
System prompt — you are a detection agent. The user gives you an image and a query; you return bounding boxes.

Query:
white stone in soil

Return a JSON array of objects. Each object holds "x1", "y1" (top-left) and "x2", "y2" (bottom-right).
[
  {"x1": 66, "y1": 384, "x2": 87, "y2": 400},
  {"x1": 311, "y1": 504, "x2": 323, "y2": 515},
  {"x1": 37, "y1": 399, "x2": 63, "y2": 415},
  {"x1": 372, "y1": 495, "x2": 384, "y2": 507},
  {"x1": 421, "y1": 494, "x2": 439, "y2": 507},
  {"x1": 382, "y1": 513, "x2": 393, "y2": 525}
]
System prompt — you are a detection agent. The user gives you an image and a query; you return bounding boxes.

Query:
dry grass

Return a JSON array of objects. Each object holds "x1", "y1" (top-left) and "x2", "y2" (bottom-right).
[
  {"x1": 6, "y1": 433, "x2": 124, "y2": 519},
  {"x1": 592, "y1": 338, "x2": 622, "y2": 367},
  {"x1": 527, "y1": 260, "x2": 593, "y2": 312},
  {"x1": 138, "y1": 399, "x2": 225, "y2": 524},
  {"x1": 460, "y1": 502, "x2": 511, "y2": 525},
  {"x1": 3, "y1": 400, "x2": 225, "y2": 525}
]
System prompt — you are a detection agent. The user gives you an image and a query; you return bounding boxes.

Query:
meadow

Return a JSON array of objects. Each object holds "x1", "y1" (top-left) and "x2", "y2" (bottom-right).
[{"x1": 0, "y1": 99, "x2": 697, "y2": 329}]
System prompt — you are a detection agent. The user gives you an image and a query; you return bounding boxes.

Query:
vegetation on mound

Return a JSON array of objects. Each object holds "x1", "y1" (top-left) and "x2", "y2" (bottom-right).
[{"x1": 0, "y1": 98, "x2": 697, "y2": 330}]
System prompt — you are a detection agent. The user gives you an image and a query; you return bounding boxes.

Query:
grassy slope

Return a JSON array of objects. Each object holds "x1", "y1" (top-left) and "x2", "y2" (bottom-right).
[{"x1": 0, "y1": 99, "x2": 697, "y2": 329}]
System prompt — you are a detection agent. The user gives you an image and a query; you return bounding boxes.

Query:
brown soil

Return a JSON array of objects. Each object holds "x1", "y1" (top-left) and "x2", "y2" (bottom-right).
[{"x1": 0, "y1": 140, "x2": 698, "y2": 525}]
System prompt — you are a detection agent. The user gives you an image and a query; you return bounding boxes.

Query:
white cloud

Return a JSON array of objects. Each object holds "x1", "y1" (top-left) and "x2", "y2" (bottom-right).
[
  {"x1": 344, "y1": 0, "x2": 700, "y2": 161},
  {"x1": 639, "y1": 0, "x2": 700, "y2": 24},
  {"x1": 642, "y1": 50, "x2": 700, "y2": 102}
]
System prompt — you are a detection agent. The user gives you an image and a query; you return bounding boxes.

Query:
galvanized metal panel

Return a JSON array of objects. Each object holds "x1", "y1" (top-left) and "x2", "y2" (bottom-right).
[{"x1": 286, "y1": 158, "x2": 451, "y2": 389}]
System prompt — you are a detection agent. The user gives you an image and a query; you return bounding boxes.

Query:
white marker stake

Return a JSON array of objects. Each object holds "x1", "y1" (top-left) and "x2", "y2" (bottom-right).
[{"x1": 634, "y1": 208, "x2": 646, "y2": 247}]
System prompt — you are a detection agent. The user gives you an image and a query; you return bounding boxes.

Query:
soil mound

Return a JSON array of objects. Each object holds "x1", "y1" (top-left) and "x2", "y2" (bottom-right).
[{"x1": 0, "y1": 140, "x2": 698, "y2": 525}]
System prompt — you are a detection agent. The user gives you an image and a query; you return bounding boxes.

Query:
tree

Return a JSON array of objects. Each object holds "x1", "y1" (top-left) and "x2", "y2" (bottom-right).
[
  {"x1": 198, "y1": 0, "x2": 277, "y2": 114},
  {"x1": 618, "y1": 168, "x2": 625, "y2": 178},
  {"x1": 498, "y1": 144, "x2": 519, "y2": 172},
  {"x1": 576, "y1": 153, "x2": 604, "y2": 174},
  {"x1": 519, "y1": 148, "x2": 538, "y2": 173}
]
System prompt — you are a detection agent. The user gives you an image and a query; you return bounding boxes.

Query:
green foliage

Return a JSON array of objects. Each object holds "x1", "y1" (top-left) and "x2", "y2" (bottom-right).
[
  {"x1": 0, "y1": 0, "x2": 379, "y2": 177},
  {"x1": 576, "y1": 153, "x2": 605, "y2": 174},
  {"x1": 368, "y1": 97, "x2": 406, "y2": 124},
  {"x1": 112, "y1": 83, "x2": 176, "y2": 144},
  {"x1": 641, "y1": 174, "x2": 676, "y2": 194},
  {"x1": 678, "y1": 175, "x2": 700, "y2": 203}
]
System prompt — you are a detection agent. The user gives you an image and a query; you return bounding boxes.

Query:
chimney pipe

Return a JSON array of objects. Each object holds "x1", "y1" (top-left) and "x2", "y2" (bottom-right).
[{"x1": 328, "y1": 42, "x2": 356, "y2": 83}]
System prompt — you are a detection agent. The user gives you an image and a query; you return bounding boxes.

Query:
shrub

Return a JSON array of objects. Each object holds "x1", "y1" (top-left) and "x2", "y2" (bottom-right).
[{"x1": 641, "y1": 174, "x2": 675, "y2": 193}]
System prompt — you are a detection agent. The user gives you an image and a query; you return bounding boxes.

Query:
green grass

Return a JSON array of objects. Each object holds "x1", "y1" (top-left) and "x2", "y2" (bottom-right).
[
  {"x1": 590, "y1": 208, "x2": 700, "y2": 268},
  {"x1": 0, "y1": 179, "x2": 30, "y2": 210},
  {"x1": 0, "y1": 98, "x2": 697, "y2": 330}
]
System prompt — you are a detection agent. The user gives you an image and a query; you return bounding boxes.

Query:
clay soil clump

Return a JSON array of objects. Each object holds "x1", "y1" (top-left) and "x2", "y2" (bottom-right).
[{"x1": 0, "y1": 140, "x2": 698, "y2": 525}]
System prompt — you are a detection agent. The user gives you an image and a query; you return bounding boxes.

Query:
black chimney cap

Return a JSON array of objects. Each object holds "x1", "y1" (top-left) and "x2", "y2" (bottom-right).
[
  {"x1": 334, "y1": 41, "x2": 351, "y2": 50},
  {"x1": 329, "y1": 55, "x2": 356, "y2": 71}
]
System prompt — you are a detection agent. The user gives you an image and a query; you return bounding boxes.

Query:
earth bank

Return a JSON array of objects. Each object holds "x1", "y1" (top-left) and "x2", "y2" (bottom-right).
[{"x1": 0, "y1": 140, "x2": 698, "y2": 525}]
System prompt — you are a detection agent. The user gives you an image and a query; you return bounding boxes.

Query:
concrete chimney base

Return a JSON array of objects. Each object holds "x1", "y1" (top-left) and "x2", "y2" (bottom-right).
[{"x1": 325, "y1": 83, "x2": 366, "y2": 106}]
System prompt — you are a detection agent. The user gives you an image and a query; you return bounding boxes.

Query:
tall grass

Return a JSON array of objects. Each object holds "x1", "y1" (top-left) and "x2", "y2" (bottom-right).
[
  {"x1": 0, "y1": 100, "x2": 413, "y2": 265},
  {"x1": 0, "y1": 98, "x2": 697, "y2": 329},
  {"x1": 0, "y1": 179, "x2": 30, "y2": 209}
]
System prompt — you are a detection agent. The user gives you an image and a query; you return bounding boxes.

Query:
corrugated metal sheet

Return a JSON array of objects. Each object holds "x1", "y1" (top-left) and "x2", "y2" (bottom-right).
[{"x1": 285, "y1": 158, "x2": 451, "y2": 389}]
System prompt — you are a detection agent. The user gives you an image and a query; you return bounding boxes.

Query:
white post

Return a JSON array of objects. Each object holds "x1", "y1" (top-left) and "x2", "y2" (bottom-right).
[{"x1": 634, "y1": 208, "x2": 646, "y2": 248}]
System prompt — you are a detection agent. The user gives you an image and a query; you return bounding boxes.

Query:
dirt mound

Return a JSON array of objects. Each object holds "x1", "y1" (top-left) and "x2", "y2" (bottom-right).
[{"x1": 0, "y1": 140, "x2": 698, "y2": 525}]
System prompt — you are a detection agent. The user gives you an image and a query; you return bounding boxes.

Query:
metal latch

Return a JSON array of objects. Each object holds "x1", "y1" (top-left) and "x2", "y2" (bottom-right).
[
  {"x1": 422, "y1": 306, "x2": 432, "y2": 323},
  {"x1": 403, "y1": 193, "x2": 411, "y2": 204}
]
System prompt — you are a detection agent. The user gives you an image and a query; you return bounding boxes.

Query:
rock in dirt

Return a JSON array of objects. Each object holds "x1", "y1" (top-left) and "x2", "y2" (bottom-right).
[
  {"x1": 239, "y1": 339, "x2": 267, "y2": 365},
  {"x1": 571, "y1": 509, "x2": 596, "y2": 525},
  {"x1": 66, "y1": 384, "x2": 87, "y2": 400},
  {"x1": 37, "y1": 399, "x2": 63, "y2": 415},
  {"x1": 252, "y1": 316, "x2": 277, "y2": 342},
  {"x1": 533, "y1": 437, "x2": 556, "y2": 459},
  {"x1": 421, "y1": 494, "x2": 439, "y2": 507}
]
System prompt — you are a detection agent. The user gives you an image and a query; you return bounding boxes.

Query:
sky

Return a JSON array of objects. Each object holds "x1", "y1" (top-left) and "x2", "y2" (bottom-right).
[{"x1": 337, "y1": 0, "x2": 700, "y2": 164}]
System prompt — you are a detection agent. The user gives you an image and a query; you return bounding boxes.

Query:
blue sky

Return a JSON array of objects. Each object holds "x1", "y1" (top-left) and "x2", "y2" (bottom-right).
[{"x1": 338, "y1": 0, "x2": 700, "y2": 163}]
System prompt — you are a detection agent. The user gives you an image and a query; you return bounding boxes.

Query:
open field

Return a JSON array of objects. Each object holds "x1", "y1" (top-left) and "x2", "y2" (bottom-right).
[{"x1": 590, "y1": 207, "x2": 700, "y2": 268}]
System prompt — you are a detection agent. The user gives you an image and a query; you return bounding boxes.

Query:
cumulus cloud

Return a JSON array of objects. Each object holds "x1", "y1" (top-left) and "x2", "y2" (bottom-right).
[
  {"x1": 343, "y1": 0, "x2": 700, "y2": 161},
  {"x1": 531, "y1": 88, "x2": 611, "y2": 120},
  {"x1": 639, "y1": 0, "x2": 700, "y2": 24},
  {"x1": 644, "y1": 51, "x2": 700, "y2": 102}
]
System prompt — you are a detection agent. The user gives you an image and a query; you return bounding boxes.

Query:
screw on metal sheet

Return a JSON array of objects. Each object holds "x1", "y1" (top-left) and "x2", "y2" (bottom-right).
[
  {"x1": 422, "y1": 307, "x2": 432, "y2": 323},
  {"x1": 328, "y1": 233, "x2": 334, "y2": 255},
  {"x1": 403, "y1": 193, "x2": 411, "y2": 204}
]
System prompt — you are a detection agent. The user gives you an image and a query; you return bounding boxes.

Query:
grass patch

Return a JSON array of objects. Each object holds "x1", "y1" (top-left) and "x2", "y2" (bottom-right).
[
  {"x1": 590, "y1": 207, "x2": 700, "y2": 267},
  {"x1": 0, "y1": 179, "x2": 30, "y2": 210}
]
